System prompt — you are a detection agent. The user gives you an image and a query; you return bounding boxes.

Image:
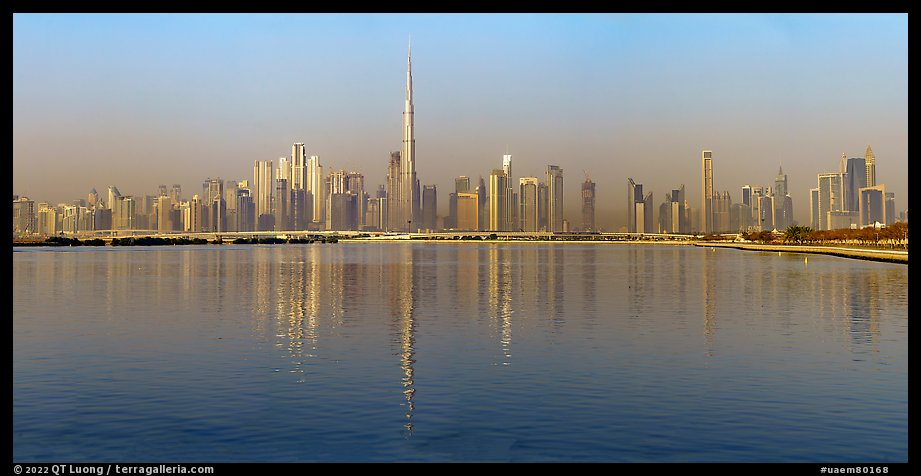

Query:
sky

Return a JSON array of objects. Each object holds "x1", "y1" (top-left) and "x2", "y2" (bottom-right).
[{"x1": 13, "y1": 13, "x2": 908, "y2": 230}]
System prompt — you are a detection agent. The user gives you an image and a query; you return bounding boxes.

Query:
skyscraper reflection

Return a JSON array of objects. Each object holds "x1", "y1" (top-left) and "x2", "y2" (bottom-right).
[
  {"x1": 701, "y1": 247, "x2": 718, "y2": 356},
  {"x1": 386, "y1": 245, "x2": 417, "y2": 433},
  {"x1": 487, "y1": 245, "x2": 513, "y2": 365}
]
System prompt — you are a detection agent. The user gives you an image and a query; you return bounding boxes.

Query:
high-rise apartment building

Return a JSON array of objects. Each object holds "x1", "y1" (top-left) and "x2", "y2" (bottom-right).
[
  {"x1": 846, "y1": 157, "x2": 867, "y2": 212},
  {"x1": 455, "y1": 176, "x2": 470, "y2": 194},
  {"x1": 157, "y1": 195, "x2": 173, "y2": 233},
  {"x1": 306, "y1": 155, "x2": 324, "y2": 228},
  {"x1": 107, "y1": 186, "x2": 121, "y2": 211},
  {"x1": 489, "y1": 170, "x2": 509, "y2": 231},
  {"x1": 809, "y1": 188, "x2": 820, "y2": 231},
  {"x1": 455, "y1": 192, "x2": 479, "y2": 231},
  {"x1": 202, "y1": 178, "x2": 224, "y2": 232},
  {"x1": 170, "y1": 184, "x2": 182, "y2": 204},
  {"x1": 291, "y1": 143, "x2": 306, "y2": 191},
  {"x1": 858, "y1": 185, "x2": 886, "y2": 227},
  {"x1": 659, "y1": 185, "x2": 688, "y2": 234},
  {"x1": 476, "y1": 176, "x2": 487, "y2": 231},
  {"x1": 502, "y1": 154, "x2": 515, "y2": 230},
  {"x1": 701, "y1": 150, "x2": 714, "y2": 233},
  {"x1": 546, "y1": 165, "x2": 563, "y2": 232},
  {"x1": 422, "y1": 185, "x2": 437, "y2": 231},
  {"x1": 627, "y1": 178, "x2": 652, "y2": 233},
  {"x1": 773, "y1": 166, "x2": 791, "y2": 230},
  {"x1": 581, "y1": 178, "x2": 595, "y2": 232},
  {"x1": 12, "y1": 196, "x2": 36, "y2": 237},
  {"x1": 386, "y1": 151, "x2": 402, "y2": 231},
  {"x1": 817, "y1": 172, "x2": 845, "y2": 230},
  {"x1": 253, "y1": 160, "x2": 274, "y2": 230},
  {"x1": 274, "y1": 176, "x2": 289, "y2": 231},
  {"x1": 519, "y1": 177, "x2": 539, "y2": 232},
  {"x1": 236, "y1": 189, "x2": 255, "y2": 232},
  {"x1": 446, "y1": 176, "x2": 470, "y2": 230}
]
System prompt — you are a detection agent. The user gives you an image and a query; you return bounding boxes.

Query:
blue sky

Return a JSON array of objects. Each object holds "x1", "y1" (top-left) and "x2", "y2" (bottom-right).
[{"x1": 13, "y1": 13, "x2": 908, "y2": 228}]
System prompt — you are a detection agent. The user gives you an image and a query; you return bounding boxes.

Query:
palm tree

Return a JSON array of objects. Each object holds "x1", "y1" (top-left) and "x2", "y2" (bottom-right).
[{"x1": 784, "y1": 225, "x2": 812, "y2": 245}]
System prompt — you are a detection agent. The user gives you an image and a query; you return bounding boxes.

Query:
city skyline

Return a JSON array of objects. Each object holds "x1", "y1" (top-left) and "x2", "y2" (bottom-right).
[{"x1": 13, "y1": 13, "x2": 908, "y2": 229}]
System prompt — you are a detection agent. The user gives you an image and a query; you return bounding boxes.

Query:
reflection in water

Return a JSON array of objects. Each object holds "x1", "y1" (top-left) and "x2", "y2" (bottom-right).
[
  {"x1": 811, "y1": 261, "x2": 884, "y2": 357},
  {"x1": 487, "y1": 245, "x2": 513, "y2": 365},
  {"x1": 12, "y1": 244, "x2": 909, "y2": 462},
  {"x1": 580, "y1": 246, "x2": 597, "y2": 332},
  {"x1": 388, "y1": 246, "x2": 417, "y2": 434},
  {"x1": 548, "y1": 246, "x2": 565, "y2": 331},
  {"x1": 304, "y1": 248, "x2": 321, "y2": 360},
  {"x1": 702, "y1": 247, "x2": 717, "y2": 356},
  {"x1": 627, "y1": 247, "x2": 648, "y2": 326}
]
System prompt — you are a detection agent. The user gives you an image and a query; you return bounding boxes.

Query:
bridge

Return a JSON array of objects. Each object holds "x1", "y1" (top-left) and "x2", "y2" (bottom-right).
[{"x1": 52, "y1": 229, "x2": 707, "y2": 243}]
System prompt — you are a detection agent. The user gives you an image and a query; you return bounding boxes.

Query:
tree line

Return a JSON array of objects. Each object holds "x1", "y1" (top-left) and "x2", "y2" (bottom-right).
[{"x1": 741, "y1": 222, "x2": 908, "y2": 248}]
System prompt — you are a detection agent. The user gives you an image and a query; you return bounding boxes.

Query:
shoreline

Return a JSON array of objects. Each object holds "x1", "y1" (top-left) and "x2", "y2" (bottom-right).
[
  {"x1": 15, "y1": 238, "x2": 908, "y2": 264},
  {"x1": 698, "y1": 242, "x2": 908, "y2": 264}
]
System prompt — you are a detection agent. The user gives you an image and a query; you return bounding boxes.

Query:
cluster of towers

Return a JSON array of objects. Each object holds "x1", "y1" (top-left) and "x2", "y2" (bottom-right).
[
  {"x1": 697, "y1": 149, "x2": 795, "y2": 234},
  {"x1": 443, "y1": 159, "x2": 573, "y2": 233},
  {"x1": 809, "y1": 145, "x2": 894, "y2": 230}
]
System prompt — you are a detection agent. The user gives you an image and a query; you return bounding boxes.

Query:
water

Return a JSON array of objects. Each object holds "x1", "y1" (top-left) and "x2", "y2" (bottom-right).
[{"x1": 12, "y1": 243, "x2": 908, "y2": 462}]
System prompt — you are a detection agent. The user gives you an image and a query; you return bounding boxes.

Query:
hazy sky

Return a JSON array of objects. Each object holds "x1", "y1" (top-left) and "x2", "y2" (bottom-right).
[{"x1": 13, "y1": 13, "x2": 908, "y2": 229}]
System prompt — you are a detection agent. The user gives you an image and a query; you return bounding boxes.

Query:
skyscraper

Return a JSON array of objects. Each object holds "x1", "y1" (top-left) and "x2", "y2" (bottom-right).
[
  {"x1": 12, "y1": 196, "x2": 36, "y2": 236},
  {"x1": 202, "y1": 178, "x2": 224, "y2": 232},
  {"x1": 701, "y1": 150, "x2": 714, "y2": 233},
  {"x1": 274, "y1": 176, "x2": 288, "y2": 231},
  {"x1": 107, "y1": 186, "x2": 121, "y2": 211},
  {"x1": 817, "y1": 172, "x2": 845, "y2": 230},
  {"x1": 455, "y1": 176, "x2": 470, "y2": 194},
  {"x1": 581, "y1": 177, "x2": 595, "y2": 232},
  {"x1": 222, "y1": 181, "x2": 239, "y2": 232},
  {"x1": 773, "y1": 166, "x2": 789, "y2": 229},
  {"x1": 809, "y1": 188, "x2": 820, "y2": 231},
  {"x1": 476, "y1": 176, "x2": 487, "y2": 231},
  {"x1": 489, "y1": 169, "x2": 509, "y2": 231},
  {"x1": 455, "y1": 192, "x2": 479, "y2": 231},
  {"x1": 327, "y1": 170, "x2": 363, "y2": 231},
  {"x1": 519, "y1": 177, "x2": 539, "y2": 232},
  {"x1": 546, "y1": 165, "x2": 563, "y2": 232},
  {"x1": 858, "y1": 185, "x2": 886, "y2": 227},
  {"x1": 87, "y1": 188, "x2": 99, "y2": 208},
  {"x1": 422, "y1": 184, "x2": 437, "y2": 231},
  {"x1": 865, "y1": 144, "x2": 876, "y2": 188},
  {"x1": 277, "y1": 156, "x2": 290, "y2": 187},
  {"x1": 660, "y1": 185, "x2": 688, "y2": 234},
  {"x1": 253, "y1": 160, "x2": 274, "y2": 230},
  {"x1": 503, "y1": 154, "x2": 514, "y2": 229},
  {"x1": 386, "y1": 151, "x2": 402, "y2": 231},
  {"x1": 846, "y1": 156, "x2": 867, "y2": 212},
  {"x1": 400, "y1": 41, "x2": 418, "y2": 232},
  {"x1": 627, "y1": 178, "x2": 638, "y2": 233},
  {"x1": 885, "y1": 192, "x2": 895, "y2": 225},
  {"x1": 627, "y1": 178, "x2": 652, "y2": 233},
  {"x1": 447, "y1": 176, "x2": 470, "y2": 230},
  {"x1": 307, "y1": 155, "x2": 324, "y2": 227},
  {"x1": 291, "y1": 143, "x2": 306, "y2": 191}
]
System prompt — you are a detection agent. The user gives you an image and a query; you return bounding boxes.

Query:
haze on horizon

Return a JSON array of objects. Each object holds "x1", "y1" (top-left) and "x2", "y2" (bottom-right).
[{"x1": 13, "y1": 13, "x2": 908, "y2": 230}]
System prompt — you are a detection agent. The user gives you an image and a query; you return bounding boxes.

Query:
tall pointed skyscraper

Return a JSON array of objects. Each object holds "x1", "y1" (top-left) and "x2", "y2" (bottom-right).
[
  {"x1": 865, "y1": 144, "x2": 876, "y2": 187},
  {"x1": 400, "y1": 39, "x2": 418, "y2": 231}
]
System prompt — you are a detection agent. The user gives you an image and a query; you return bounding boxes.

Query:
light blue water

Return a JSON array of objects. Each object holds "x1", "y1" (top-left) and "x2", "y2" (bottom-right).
[{"x1": 12, "y1": 243, "x2": 908, "y2": 462}]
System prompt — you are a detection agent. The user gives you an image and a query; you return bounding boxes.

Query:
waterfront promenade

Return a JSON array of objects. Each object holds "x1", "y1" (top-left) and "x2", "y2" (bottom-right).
[{"x1": 698, "y1": 242, "x2": 908, "y2": 264}]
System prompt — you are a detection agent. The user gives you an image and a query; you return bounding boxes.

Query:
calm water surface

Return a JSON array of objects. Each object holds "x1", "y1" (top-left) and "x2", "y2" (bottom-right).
[{"x1": 12, "y1": 243, "x2": 908, "y2": 462}]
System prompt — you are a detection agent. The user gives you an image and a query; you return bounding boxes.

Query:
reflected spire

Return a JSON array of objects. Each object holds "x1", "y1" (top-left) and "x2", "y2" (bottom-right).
[{"x1": 390, "y1": 247, "x2": 416, "y2": 433}]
